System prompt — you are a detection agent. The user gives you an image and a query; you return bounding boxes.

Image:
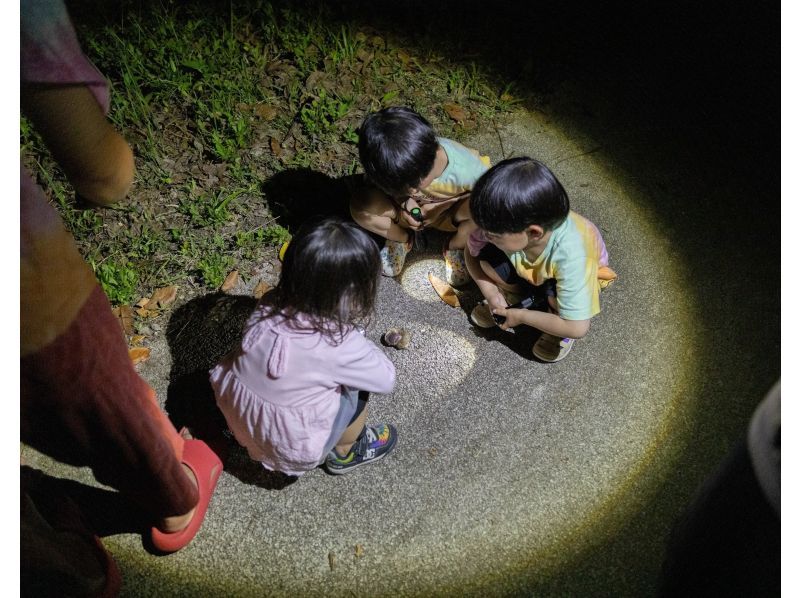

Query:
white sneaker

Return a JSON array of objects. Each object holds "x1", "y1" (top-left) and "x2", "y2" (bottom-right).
[
  {"x1": 380, "y1": 238, "x2": 412, "y2": 277},
  {"x1": 532, "y1": 334, "x2": 574, "y2": 362},
  {"x1": 443, "y1": 248, "x2": 471, "y2": 287}
]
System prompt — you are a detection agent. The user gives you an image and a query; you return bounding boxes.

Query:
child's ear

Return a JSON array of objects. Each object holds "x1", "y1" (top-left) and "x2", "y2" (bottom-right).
[{"x1": 526, "y1": 224, "x2": 545, "y2": 240}]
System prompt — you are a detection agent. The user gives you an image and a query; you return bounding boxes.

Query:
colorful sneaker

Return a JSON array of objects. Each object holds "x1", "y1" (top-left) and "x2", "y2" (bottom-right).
[
  {"x1": 469, "y1": 301, "x2": 497, "y2": 328},
  {"x1": 325, "y1": 424, "x2": 398, "y2": 474},
  {"x1": 532, "y1": 334, "x2": 574, "y2": 362},
  {"x1": 443, "y1": 247, "x2": 471, "y2": 287},
  {"x1": 380, "y1": 239, "x2": 412, "y2": 277}
]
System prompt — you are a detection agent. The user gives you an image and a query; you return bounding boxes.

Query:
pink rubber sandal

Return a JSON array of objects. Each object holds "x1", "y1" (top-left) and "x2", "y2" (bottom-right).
[{"x1": 150, "y1": 439, "x2": 222, "y2": 553}]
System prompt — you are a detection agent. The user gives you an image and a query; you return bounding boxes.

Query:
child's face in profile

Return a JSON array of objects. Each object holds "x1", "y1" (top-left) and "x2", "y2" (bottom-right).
[
  {"x1": 484, "y1": 229, "x2": 530, "y2": 253},
  {"x1": 404, "y1": 143, "x2": 445, "y2": 197}
]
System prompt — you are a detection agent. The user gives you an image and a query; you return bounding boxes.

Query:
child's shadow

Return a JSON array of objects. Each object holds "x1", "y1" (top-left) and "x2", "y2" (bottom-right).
[
  {"x1": 262, "y1": 168, "x2": 386, "y2": 246},
  {"x1": 262, "y1": 168, "x2": 351, "y2": 230},
  {"x1": 165, "y1": 293, "x2": 296, "y2": 491}
]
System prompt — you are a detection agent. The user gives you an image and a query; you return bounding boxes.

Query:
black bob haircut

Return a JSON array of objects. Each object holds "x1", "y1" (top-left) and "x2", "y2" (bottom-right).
[
  {"x1": 470, "y1": 157, "x2": 570, "y2": 234},
  {"x1": 263, "y1": 218, "x2": 380, "y2": 343},
  {"x1": 358, "y1": 106, "x2": 438, "y2": 198}
]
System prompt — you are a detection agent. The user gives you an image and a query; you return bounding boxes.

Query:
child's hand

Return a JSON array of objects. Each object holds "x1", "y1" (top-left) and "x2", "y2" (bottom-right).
[
  {"x1": 399, "y1": 198, "x2": 425, "y2": 230},
  {"x1": 399, "y1": 209, "x2": 424, "y2": 230},
  {"x1": 492, "y1": 307, "x2": 526, "y2": 331},
  {"x1": 486, "y1": 294, "x2": 509, "y2": 314}
]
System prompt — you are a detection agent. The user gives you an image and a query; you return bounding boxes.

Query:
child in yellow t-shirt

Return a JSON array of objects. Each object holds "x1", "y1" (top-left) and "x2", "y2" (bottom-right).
[{"x1": 466, "y1": 157, "x2": 617, "y2": 362}]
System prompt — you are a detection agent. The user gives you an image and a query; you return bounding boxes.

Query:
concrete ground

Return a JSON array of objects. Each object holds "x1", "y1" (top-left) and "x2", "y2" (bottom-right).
[{"x1": 21, "y1": 99, "x2": 780, "y2": 595}]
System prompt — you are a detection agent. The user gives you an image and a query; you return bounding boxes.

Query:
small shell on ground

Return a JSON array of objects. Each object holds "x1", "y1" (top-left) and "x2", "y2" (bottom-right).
[{"x1": 383, "y1": 327, "x2": 411, "y2": 349}]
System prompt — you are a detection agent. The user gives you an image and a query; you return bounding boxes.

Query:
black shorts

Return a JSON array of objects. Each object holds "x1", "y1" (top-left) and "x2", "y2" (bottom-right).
[{"x1": 476, "y1": 243, "x2": 556, "y2": 305}]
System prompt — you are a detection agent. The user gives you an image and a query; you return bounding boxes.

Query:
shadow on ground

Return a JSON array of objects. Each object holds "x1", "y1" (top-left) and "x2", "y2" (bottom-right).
[{"x1": 262, "y1": 168, "x2": 351, "y2": 232}]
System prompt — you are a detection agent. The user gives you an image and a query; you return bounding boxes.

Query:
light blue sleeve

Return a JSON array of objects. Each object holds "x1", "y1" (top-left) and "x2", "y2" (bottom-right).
[
  {"x1": 551, "y1": 238, "x2": 600, "y2": 321},
  {"x1": 436, "y1": 138, "x2": 490, "y2": 188}
]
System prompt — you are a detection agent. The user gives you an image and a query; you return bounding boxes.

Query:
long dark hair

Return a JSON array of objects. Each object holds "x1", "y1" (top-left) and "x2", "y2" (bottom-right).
[
  {"x1": 262, "y1": 218, "x2": 380, "y2": 343},
  {"x1": 470, "y1": 157, "x2": 570, "y2": 233}
]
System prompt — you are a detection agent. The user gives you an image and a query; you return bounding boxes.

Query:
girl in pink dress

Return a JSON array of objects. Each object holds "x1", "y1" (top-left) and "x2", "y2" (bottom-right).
[{"x1": 211, "y1": 219, "x2": 398, "y2": 476}]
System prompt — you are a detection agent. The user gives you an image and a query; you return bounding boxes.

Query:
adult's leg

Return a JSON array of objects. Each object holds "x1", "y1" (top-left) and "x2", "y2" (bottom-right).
[
  {"x1": 21, "y1": 466, "x2": 121, "y2": 598},
  {"x1": 21, "y1": 177, "x2": 199, "y2": 523},
  {"x1": 658, "y1": 440, "x2": 779, "y2": 596},
  {"x1": 21, "y1": 284, "x2": 199, "y2": 522}
]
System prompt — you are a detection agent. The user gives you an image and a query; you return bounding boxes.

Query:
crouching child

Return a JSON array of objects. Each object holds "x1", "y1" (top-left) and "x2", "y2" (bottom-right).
[{"x1": 465, "y1": 157, "x2": 617, "y2": 362}]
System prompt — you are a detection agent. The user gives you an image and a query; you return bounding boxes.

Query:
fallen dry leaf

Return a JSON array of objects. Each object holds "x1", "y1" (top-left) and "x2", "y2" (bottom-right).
[
  {"x1": 254, "y1": 104, "x2": 278, "y2": 120},
  {"x1": 112, "y1": 305, "x2": 134, "y2": 336},
  {"x1": 145, "y1": 285, "x2": 178, "y2": 309},
  {"x1": 221, "y1": 270, "x2": 239, "y2": 292},
  {"x1": 443, "y1": 102, "x2": 468, "y2": 122},
  {"x1": 253, "y1": 280, "x2": 271, "y2": 299},
  {"x1": 270, "y1": 137, "x2": 283, "y2": 157},
  {"x1": 305, "y1": 70, "x2": 330, "y2": 90},
  {"x1": 135, "y1": 297, "x2": 150, "y2": 308},
  {"x1": 428, "y1": 273, "x2": 460, "y2": 308},
  {"x1": 135, "y1": 307, "x2": 152, "y2": 318},
  {"x1": 355, "y1": 48, "x2": 373, "y2": 63},
  {"x1": 129, "y1": 347, "x2": 151, "y2": 365},
  {"x1": 354, "y1": 544, "x2": 365, "y2": 559},
  {"x1": 130, "y1": 334, "x2": 145, "y2": 346}
]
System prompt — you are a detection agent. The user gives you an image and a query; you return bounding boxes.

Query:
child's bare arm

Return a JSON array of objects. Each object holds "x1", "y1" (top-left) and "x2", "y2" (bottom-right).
[
  {"x1": 465, "y1": 250, "x2": 508, "y2": 311},
  {"x1": 447, "y1": 202, "x2": 477, "y2": 249},
  {"x1": 494, "y1": 306, "x2": 590, "y2": 339},
  {"x1": 350, "y1": 186, "x2": 416, "y2": 242},
  {"x1": 21, "y1": 84, "x2": 134, "y2": 205}
]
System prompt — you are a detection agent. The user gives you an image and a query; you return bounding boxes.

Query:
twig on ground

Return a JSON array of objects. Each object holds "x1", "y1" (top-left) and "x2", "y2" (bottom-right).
[
  {"x1": 492, "y1": 117, "x2": 507, "y2": 159},
  {"x1": 554, "y1": 145, "x2": 603, "y2": 166}
]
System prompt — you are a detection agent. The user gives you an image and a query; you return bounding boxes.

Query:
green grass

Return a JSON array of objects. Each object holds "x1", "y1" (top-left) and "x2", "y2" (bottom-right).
[
  {"x1": 300, "y1": 88, "x2": 353, "y2": 137},
  {"x1": 91, "y1": 259, "x2": 139, "y2": 305},
  {"x1": 20, "y1": 0, "x2": 524, "y2": 306}
]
